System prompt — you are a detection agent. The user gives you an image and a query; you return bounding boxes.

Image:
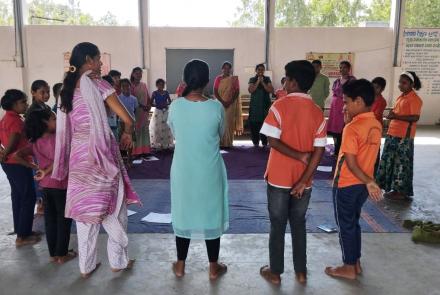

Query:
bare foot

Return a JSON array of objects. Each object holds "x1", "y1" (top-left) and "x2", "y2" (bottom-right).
[
  {"x1": 356, "y1": 260, "x2": 363, "y2": 275},
  {"x1": 57, "y1": 250, "x2": 77, "y2": 264},
  {"x1": 36, "y1": 200, "x2": 44, "y2": 216},
  {"x1": 81, "y1": 263, "x2": 101, "y2": 279},
  {"x1": 325, "y1": 264, "x2": 357, "y2": 280},
  {"x1": 111, "y1": 259, "x2": 136, "y2": 272},
  {"x1": 209, "y1": 262, "x2": 227, "y2": 281},
  {"x1": 295, "y1": 272, "x2": 307, "y2": 284},
  {"x1": 172, "y1": 261, "x2": 185, "y2": 278},
  {"x1": 260, "y1": 265, "x2": 281, "y2": 285},
  {"x1": 50, "y1": 256, "x2": 58, "y2": 263},
  {"x1": 15, "y1": 235, "x2": 41, "y2": 247},
  {"x1": 32, "y1": 231, "x2": 43, "y2": 237}
]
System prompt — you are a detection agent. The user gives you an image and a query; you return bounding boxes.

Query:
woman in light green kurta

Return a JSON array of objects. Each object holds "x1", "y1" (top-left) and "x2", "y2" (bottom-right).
[{"x1": 167, "y1": 59, "x2": 229, "y2": 280}]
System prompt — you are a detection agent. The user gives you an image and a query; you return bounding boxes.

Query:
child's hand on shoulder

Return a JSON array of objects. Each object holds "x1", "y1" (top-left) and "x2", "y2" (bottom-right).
[{"x1": 88, "y1": 71, "x2": 101, "y2": 80}]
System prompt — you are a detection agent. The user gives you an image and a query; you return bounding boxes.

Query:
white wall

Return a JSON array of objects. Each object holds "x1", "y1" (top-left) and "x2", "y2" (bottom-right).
[
  {"x1": 0, "y1": 27, "x2": 23, "y2": 98},
  {"x1": 0, "y1": 25, "x2": 438, "y2": 124},
  {"x1": 0, "y1": 25, "x2": 142, "y2": 107},
  {"x1": 271, "y1": 27, "x2": 394, "y2": 107}
]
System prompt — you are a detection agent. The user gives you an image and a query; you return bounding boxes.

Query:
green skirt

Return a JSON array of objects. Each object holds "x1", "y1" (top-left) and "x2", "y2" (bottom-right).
[{"x1": 376, "y1": 135, "x2": 414, "y2": 196}]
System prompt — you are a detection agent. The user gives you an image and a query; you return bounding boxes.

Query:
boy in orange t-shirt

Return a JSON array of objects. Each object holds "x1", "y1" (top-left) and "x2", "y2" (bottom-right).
[
  {"x1": 325, "y1": 79, "x2": 383, "y2": 280},
  {"x1": 259, "y1": 60, "x2": 326, "y2": 285}
]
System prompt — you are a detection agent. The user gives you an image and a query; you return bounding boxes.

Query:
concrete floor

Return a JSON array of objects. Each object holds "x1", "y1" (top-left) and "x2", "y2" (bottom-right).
[
  {"x1": 0, "y1": 234, "x2": 440, "y2": 295},
  {"x1": 0, "y1": 126, "x2": 440, "y2": 295}
]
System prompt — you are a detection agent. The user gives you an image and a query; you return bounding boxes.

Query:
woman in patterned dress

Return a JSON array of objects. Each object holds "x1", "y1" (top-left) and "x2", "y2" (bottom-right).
[{"x1": 53, "y1": 42, "x2": 140, "y2": 278}]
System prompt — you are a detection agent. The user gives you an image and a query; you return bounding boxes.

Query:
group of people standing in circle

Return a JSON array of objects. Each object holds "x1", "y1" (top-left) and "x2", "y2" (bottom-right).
[
  {"x1": 0, "y1": 40, "x2": 423, "y2": 284},
  {"x1": 103, "y1": 66, "x2": 174, "y2": 159}
]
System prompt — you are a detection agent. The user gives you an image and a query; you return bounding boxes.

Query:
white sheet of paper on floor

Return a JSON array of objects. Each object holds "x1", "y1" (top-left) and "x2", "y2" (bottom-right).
[
  {"x1": 127, "y1": 210, "x2": 137, "y2": 217},
  {"x1": 317, "y1": 224, "x2": 338, "y2": 233},
  {"x1": 141, "y1": 212, "x2": 172, "y2": 224},
  {"x1": 220, "y1": 150, "x2": 228, "y2": 154},
  {"x1": 317, "y1": 166, "x2": 333, "y2": 172},
  {"x1": 132, "y1": 159, "x2": 143, "y2": 165},
  {"x1": 143, "y1": 156, "x2": 160, "y2": 162}
]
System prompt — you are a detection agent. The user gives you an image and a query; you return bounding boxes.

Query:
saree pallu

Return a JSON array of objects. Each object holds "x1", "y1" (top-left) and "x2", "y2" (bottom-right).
[
  {"x1": 376, "y1": 135, "x2": 414, "y2": 196},
  {"x1": 53, "y1": 76, "x2": 140, "y2": 224},
  {"x1": 218, "y1": 76, "x2": 242, "y2": 147}
]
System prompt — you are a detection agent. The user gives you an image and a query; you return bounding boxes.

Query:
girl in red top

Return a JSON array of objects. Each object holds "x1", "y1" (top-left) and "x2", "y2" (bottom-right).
[
  {"x1": 0, "y1": 89, "x2": 40, "y2": 247},
  {"x1": 371, "y1": 77, "x2": 387, "y2": 173},
  {"x1": 371, "y1": 77, "x2": 387, "y2": 125}
]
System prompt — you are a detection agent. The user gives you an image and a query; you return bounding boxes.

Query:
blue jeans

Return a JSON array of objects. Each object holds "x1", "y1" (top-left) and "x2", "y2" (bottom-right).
[
  {"x1": 267, "y1": 184, "x2": 312, "y2": 274},
  {"x1": 333, "y1": 184, "x2": 368, "y2": 265},
  {"x1": 1, "y1": 163, "x2": 37, "y2": 238}
]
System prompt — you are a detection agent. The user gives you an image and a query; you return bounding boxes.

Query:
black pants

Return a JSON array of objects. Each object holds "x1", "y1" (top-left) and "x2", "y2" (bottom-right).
[
  {"x1": 42, "y1": 188, "x2": 72, "y2": 257},
  {"x1": 250, "y1": 121, "x2": 267, "y2": 147},
  {"x1": 176, "y1": 236, "x2": 220, "y2": 262},
  {"x1": 328, "y1": 131, "x2": 342, "y2": 157},
  {"x1": 267, "y1": 184, "x2": 312, "y2": 274},
  {"x1": 1, "y1": 163, "x2": 36, "y2": 238}
]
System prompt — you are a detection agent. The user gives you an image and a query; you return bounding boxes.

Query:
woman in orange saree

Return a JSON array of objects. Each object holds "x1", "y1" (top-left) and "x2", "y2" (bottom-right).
[
  {"x1": 130, "y1": 67, "x2": 151, "y2": 156},
  {"x1": 213, "y1": 62, "x2": 242, "y2": 148}
]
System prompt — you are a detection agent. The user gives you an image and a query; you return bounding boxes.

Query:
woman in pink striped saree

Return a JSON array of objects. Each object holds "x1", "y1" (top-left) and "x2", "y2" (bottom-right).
[{"x1": 53, "y1": 42, "x2": 140, "y2": 278}]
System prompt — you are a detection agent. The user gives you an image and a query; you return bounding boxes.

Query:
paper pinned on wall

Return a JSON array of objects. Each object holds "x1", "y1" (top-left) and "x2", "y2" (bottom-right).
[{"x1": 141, "y1": 213, "x2": 172, "y2": 224}]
